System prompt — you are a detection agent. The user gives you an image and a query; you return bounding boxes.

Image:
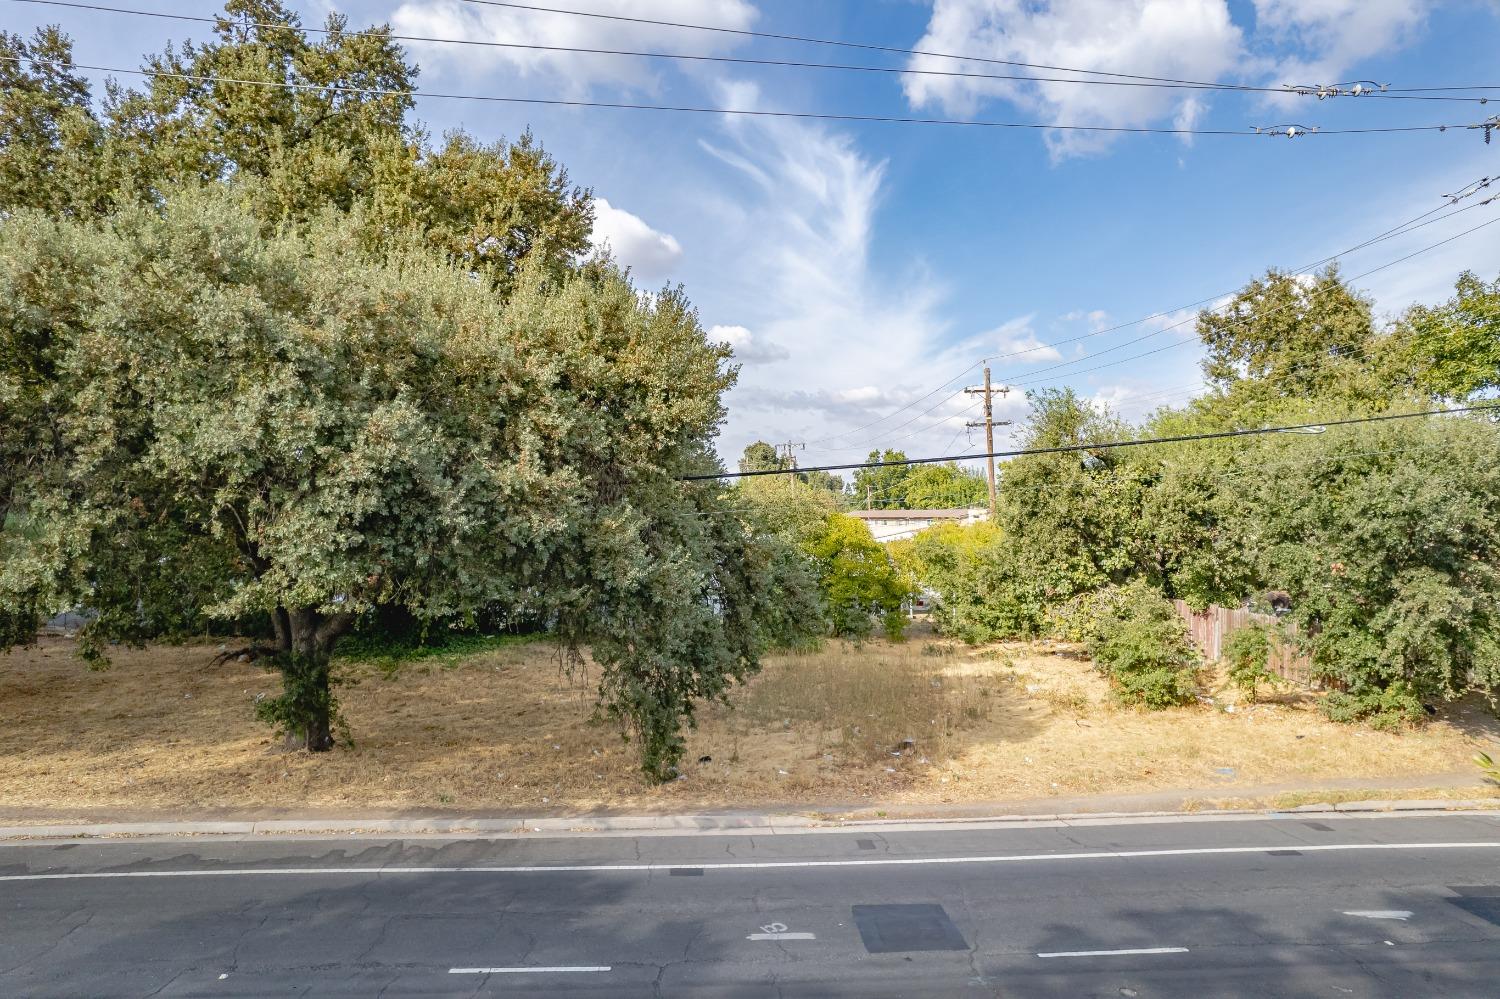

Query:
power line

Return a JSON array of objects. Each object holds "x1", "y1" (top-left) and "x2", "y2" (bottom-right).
[
  {"x1": 982, "y1": 183, "x2": 1498, "y2": 372},
  {"x1": 790, "y1": 183, "x2": 1496, "y2": 457},
  {"x1": 999, "y1": 213, "x2": 1500, "y2": 389},
  {"x1": 3, "y1": 52, "x2": 1471, "y2": 136},
  {"x1": 682, "y1": 404, "x2": 1500, "y2": 481},
  {"x1": 461, "y1": 0, "x2": 1500, "y2": 97},
  {"x1": 10, "y1": 1, "x2": 1490, "y2": 104}
]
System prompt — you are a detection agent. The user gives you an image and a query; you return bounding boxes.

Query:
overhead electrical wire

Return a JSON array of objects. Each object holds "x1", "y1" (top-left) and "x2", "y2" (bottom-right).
[
  {"x1": 802, "y1": 180, "x2": 1495, "y2": 453},
  {"x1": 998, "y1": 213, "x2": 1500, "y2": 389},
  {"x1": 9, "y1": 1, "x2": 1490, "y2": 103},
  {"x1": 985, "y1": 183, "x2": 1498, "y2": 372},
  {"x1": 461, "y1": 0, "x2": 1500, "y2": 96},
  {"x1": 681, "y1": 404, "x2": 1500, "y2": 481},
  {"x1": 0, "y1": 51, "x2": 1477, "y2": 137}
]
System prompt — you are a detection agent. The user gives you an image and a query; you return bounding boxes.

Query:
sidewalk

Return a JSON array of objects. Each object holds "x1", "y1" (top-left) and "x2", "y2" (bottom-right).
[{"x1": 2, "y1": 772, "x2": 1494, "y2": 841}]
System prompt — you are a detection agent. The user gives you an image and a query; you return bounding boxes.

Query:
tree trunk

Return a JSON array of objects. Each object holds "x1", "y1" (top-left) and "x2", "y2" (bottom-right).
[{"x1": 275, "y1": 608, "x2": 354, "y2": 752}]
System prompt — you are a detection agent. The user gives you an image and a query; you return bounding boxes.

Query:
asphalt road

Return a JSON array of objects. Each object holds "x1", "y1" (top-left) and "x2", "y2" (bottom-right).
[{"x1": 4, "y1": 812, "x2": 1500, "y2": 997}]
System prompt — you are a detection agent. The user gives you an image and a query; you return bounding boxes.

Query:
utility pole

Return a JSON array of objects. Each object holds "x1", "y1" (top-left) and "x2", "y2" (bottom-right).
[
  {"x1": 966, "y1": 366, "x2": 1010, "y2": 520},
  {"x1": 775, "y1": 441, "x2": 805, "y2": 468}
]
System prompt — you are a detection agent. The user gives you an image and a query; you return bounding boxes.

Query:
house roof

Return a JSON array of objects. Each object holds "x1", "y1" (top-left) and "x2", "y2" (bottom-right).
[{"x1": 849, "y1": 508, "x2": 986, "y2": 521}]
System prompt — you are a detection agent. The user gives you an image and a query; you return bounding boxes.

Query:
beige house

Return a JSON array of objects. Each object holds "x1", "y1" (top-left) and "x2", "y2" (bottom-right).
[{"x1": 849, "y1": 507, "x2": 989, "y2": 543}]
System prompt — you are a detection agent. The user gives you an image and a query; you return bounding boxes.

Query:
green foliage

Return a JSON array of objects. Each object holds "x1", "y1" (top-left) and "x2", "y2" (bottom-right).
[
  {"x1": 254, "y1": 653, "x2": 349, "y2": 750},
  {"x1": 998, "y1": 389, "x2": 1143, "y2": 602},
  {"x1": 850, "y1": 449, "x2": 913, "y2": 509},
  {"x1": 1390, "y1": 270, "x2": 1500, "y2": 400},
  {"x1": 1477, "y1": 751, "x2": 1499, "y2": 785},
  {"x1": 0, "y1": 27, "x2": 110, "y2": 215},
  {"x1": 1222, "y1": 623, "x2": 1281, "y2": 703},
  {"x1": 1234, "y1": 415, "x2": 1500, "y2": 726},
  {"x1": 802, "y1": 514, "x2": 912, "y2": 639},
  {"x1": 1197, "y1": 266, "x2": 1391, "y2": 417},
  {"x1": 0, "y1": 188, "x2": 809, "y2": 779},
  {"x1": 901, "y1": 462, "x2": 989, "y2": 509},
  {"x1": 1079, "y1": 584, "x2": 1200, "y2": 709},
  {"x1": 893, "y1": 521, "x2": 1045, "y2": 642}
]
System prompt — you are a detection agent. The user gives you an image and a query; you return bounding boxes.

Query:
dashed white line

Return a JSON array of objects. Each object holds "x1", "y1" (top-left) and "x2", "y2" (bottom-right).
[
  {"x1": 444, "y1": 960, "x2": 609, "y2": 966},
  {"x1": 1343, "y1": 910, "x2": 1414, "y2": 920},
  {"x1": 747, "y1": 932, "x2": 816, "y2": 940},
  {"x1": 1037, "y1": 947, "x2": 1189, "y2": 958},
  {"x1": 3, "y1": 842, "x2": 1496, "y2": 882}
]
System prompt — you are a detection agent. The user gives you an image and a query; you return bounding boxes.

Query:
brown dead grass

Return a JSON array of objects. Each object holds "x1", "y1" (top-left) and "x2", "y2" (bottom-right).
[{"x1": 2, "y1": 635, "x2": 1496, "y2": 814}]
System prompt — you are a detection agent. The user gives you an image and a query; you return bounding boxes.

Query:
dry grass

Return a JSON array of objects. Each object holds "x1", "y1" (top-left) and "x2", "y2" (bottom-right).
[{"x1": 2, "y1": 635, "x2": 1497, "y2": 815}]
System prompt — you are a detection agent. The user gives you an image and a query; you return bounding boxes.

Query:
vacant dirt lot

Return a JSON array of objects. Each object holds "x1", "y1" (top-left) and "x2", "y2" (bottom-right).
[{"x1": 3, "y1": 635, "x2": 1497, "y2": 814}]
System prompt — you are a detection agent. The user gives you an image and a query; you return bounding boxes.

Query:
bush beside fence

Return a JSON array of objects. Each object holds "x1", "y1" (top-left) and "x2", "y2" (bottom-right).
[{"x1": 1171, "y1": 601, "x2": 1313, "y2": 686}]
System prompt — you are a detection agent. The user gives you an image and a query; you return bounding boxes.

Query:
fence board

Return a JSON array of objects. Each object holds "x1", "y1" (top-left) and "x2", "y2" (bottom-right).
[{"x1": 1172, "y1": 600, "x2": 1313, "y2": 686}]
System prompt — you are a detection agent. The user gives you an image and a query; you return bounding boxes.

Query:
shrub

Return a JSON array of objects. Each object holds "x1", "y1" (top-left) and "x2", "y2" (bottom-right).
[
  {"x1": 1083, "y1": 583, "x2": 1200, "y2": 709},
  {"x1": 802, "y1": 513, "x2": 912, "y2": 640},
  {"x1": 1320, "y1": 681, "x2": 1425, "y2": 731},
  {"x1": 1223, "y1": 623, "x2": 1282, "y2": 703},
  {"x1": 892, "y1": 522, "x2": 1048, "y2": 643}
]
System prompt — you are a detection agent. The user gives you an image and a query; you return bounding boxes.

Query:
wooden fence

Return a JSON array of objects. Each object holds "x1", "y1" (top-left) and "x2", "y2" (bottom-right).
[{"x1": 1171, "y1": 600, "x2": 1314, "y2": 685}]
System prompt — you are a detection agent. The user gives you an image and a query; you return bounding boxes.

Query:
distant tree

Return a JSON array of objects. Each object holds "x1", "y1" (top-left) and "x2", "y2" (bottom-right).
[
  {"x1": 903, "y1": 463, "x2": 988, "y2": 509},
  {"x1": 738, "y1": 440, "x2": 787, "y2": 473},
  {"x1": 799, "y1": 468, "x2": 846, "y2": 494},
  {"x1": 997, "y1": 389, "x2": 1143, "y2": 602},
  {"x1": 0, "y1": 28, "x2": 109, "y2": 215},
  {"x1": 850, "y1": 449, "x2": 912, "y2": 509},
  {"x1": 1196, "y1": 267, "x2": 1390, "y2": 420},
  {"x1": 1388, "y1": 271, "x2": 1500, "y2": 400},
  {"x1": 2, "y1": 6, "x2": 593, "y2": 296}
]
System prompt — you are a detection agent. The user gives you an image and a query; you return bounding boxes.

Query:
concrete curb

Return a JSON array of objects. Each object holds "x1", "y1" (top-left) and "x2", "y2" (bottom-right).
[{"x1": 1, "y1": 799, "x2": 1497, "y2": 842}]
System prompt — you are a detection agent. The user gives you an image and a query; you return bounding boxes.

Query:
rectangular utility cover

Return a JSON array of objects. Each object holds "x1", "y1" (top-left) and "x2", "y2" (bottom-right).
[{"x1": 851, "y1": 904, "x2": 969, "y2": 953}]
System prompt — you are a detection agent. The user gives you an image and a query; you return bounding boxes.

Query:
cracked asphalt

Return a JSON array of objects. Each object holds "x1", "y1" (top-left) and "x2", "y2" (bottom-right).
[{"x1": 3, "y1": 812, "x2": 1500, "y2": 997}]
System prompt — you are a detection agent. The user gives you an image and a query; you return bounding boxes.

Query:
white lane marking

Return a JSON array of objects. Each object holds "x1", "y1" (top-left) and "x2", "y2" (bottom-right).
[
  {"x1": 448, "y1": 967, "x2": 609, "y2": 974},
  {"x1": 1037, "y1": 947, "x2": 1189, "y2": 958},
  {"x1": 1343, "y1": 910, "x2": 1414, "y2": 921},
  {"x1": 3, "y1": 842, "x2": 1496, "y2": 882},
  {"x1": 747, "y1": 932, "x2": 816, "y2": 940}
]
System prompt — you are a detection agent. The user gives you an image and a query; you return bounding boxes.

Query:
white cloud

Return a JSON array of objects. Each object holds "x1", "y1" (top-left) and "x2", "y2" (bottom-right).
[
  {"x1": 691, "y1": 81, "x2": 959, "y2": 459},
  {"x1": 710, "y1": 324, "x2": 789, "y2": 364},
  {"x1": 389, "y1": 0, "x2": 757, "y2": 92},
  {"x1": 1251, "y1": 0, "x2": 1426, "y2": 104},
  {"x1": 590, "y1": 198, "x2": 683, "y2": 281},
  {"x1": 968, "y1": 314, "x2": 1065, "y2": 363},
  {"x1": 902, "y1": 0, "x2": 1242, "y2": 158}
]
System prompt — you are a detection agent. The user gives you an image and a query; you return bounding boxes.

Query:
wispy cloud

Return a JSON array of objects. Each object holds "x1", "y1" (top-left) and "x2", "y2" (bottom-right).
[{"x1": 690, "y1": 81, "x2": 959, "y2": 459}]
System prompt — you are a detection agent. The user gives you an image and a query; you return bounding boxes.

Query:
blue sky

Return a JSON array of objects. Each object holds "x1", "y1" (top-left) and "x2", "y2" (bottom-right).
[{"x1": 7, "y1": 0, "x2": 1499, "y2": 468}]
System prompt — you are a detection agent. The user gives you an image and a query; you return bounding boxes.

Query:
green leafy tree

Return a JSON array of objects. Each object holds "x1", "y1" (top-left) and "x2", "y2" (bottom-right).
[
  {"x1": 1389, "y1": 270, "x2": 1500, "y2": 400},
  {"x1": 802, "y1": 514, "x2": 911, "y2": 639},
  {"x1": 1234, "y1": 414, "x2": 1500, "y2": 726},
  {"x1": 3, "y1": 8, "x2": 592, "y2": 295},
  {"x1": 888, "y1": 521, "x2": 1040, "y2": 641},
  {"x1": 851, "y1": 449, "x2": 913, "y2": 509},
  {"x1": 738, "y1": 440, "x2": 787, "y2": 473},
  {"x1": 0, "y1": 191, "x2": 806, "y2": 778},
  {"x1": 0, "y1": 27, "x2": 110, "y2": 215},
  {"x1": 1196, "y1": 266, "x2": 1390, "y2": 422},
  {"x1": 997, "y1": 388, "x2": 1143, "y2": 602},
  {"x1": 902, "y1": 463, "x2": 988, "y2": 509}
]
